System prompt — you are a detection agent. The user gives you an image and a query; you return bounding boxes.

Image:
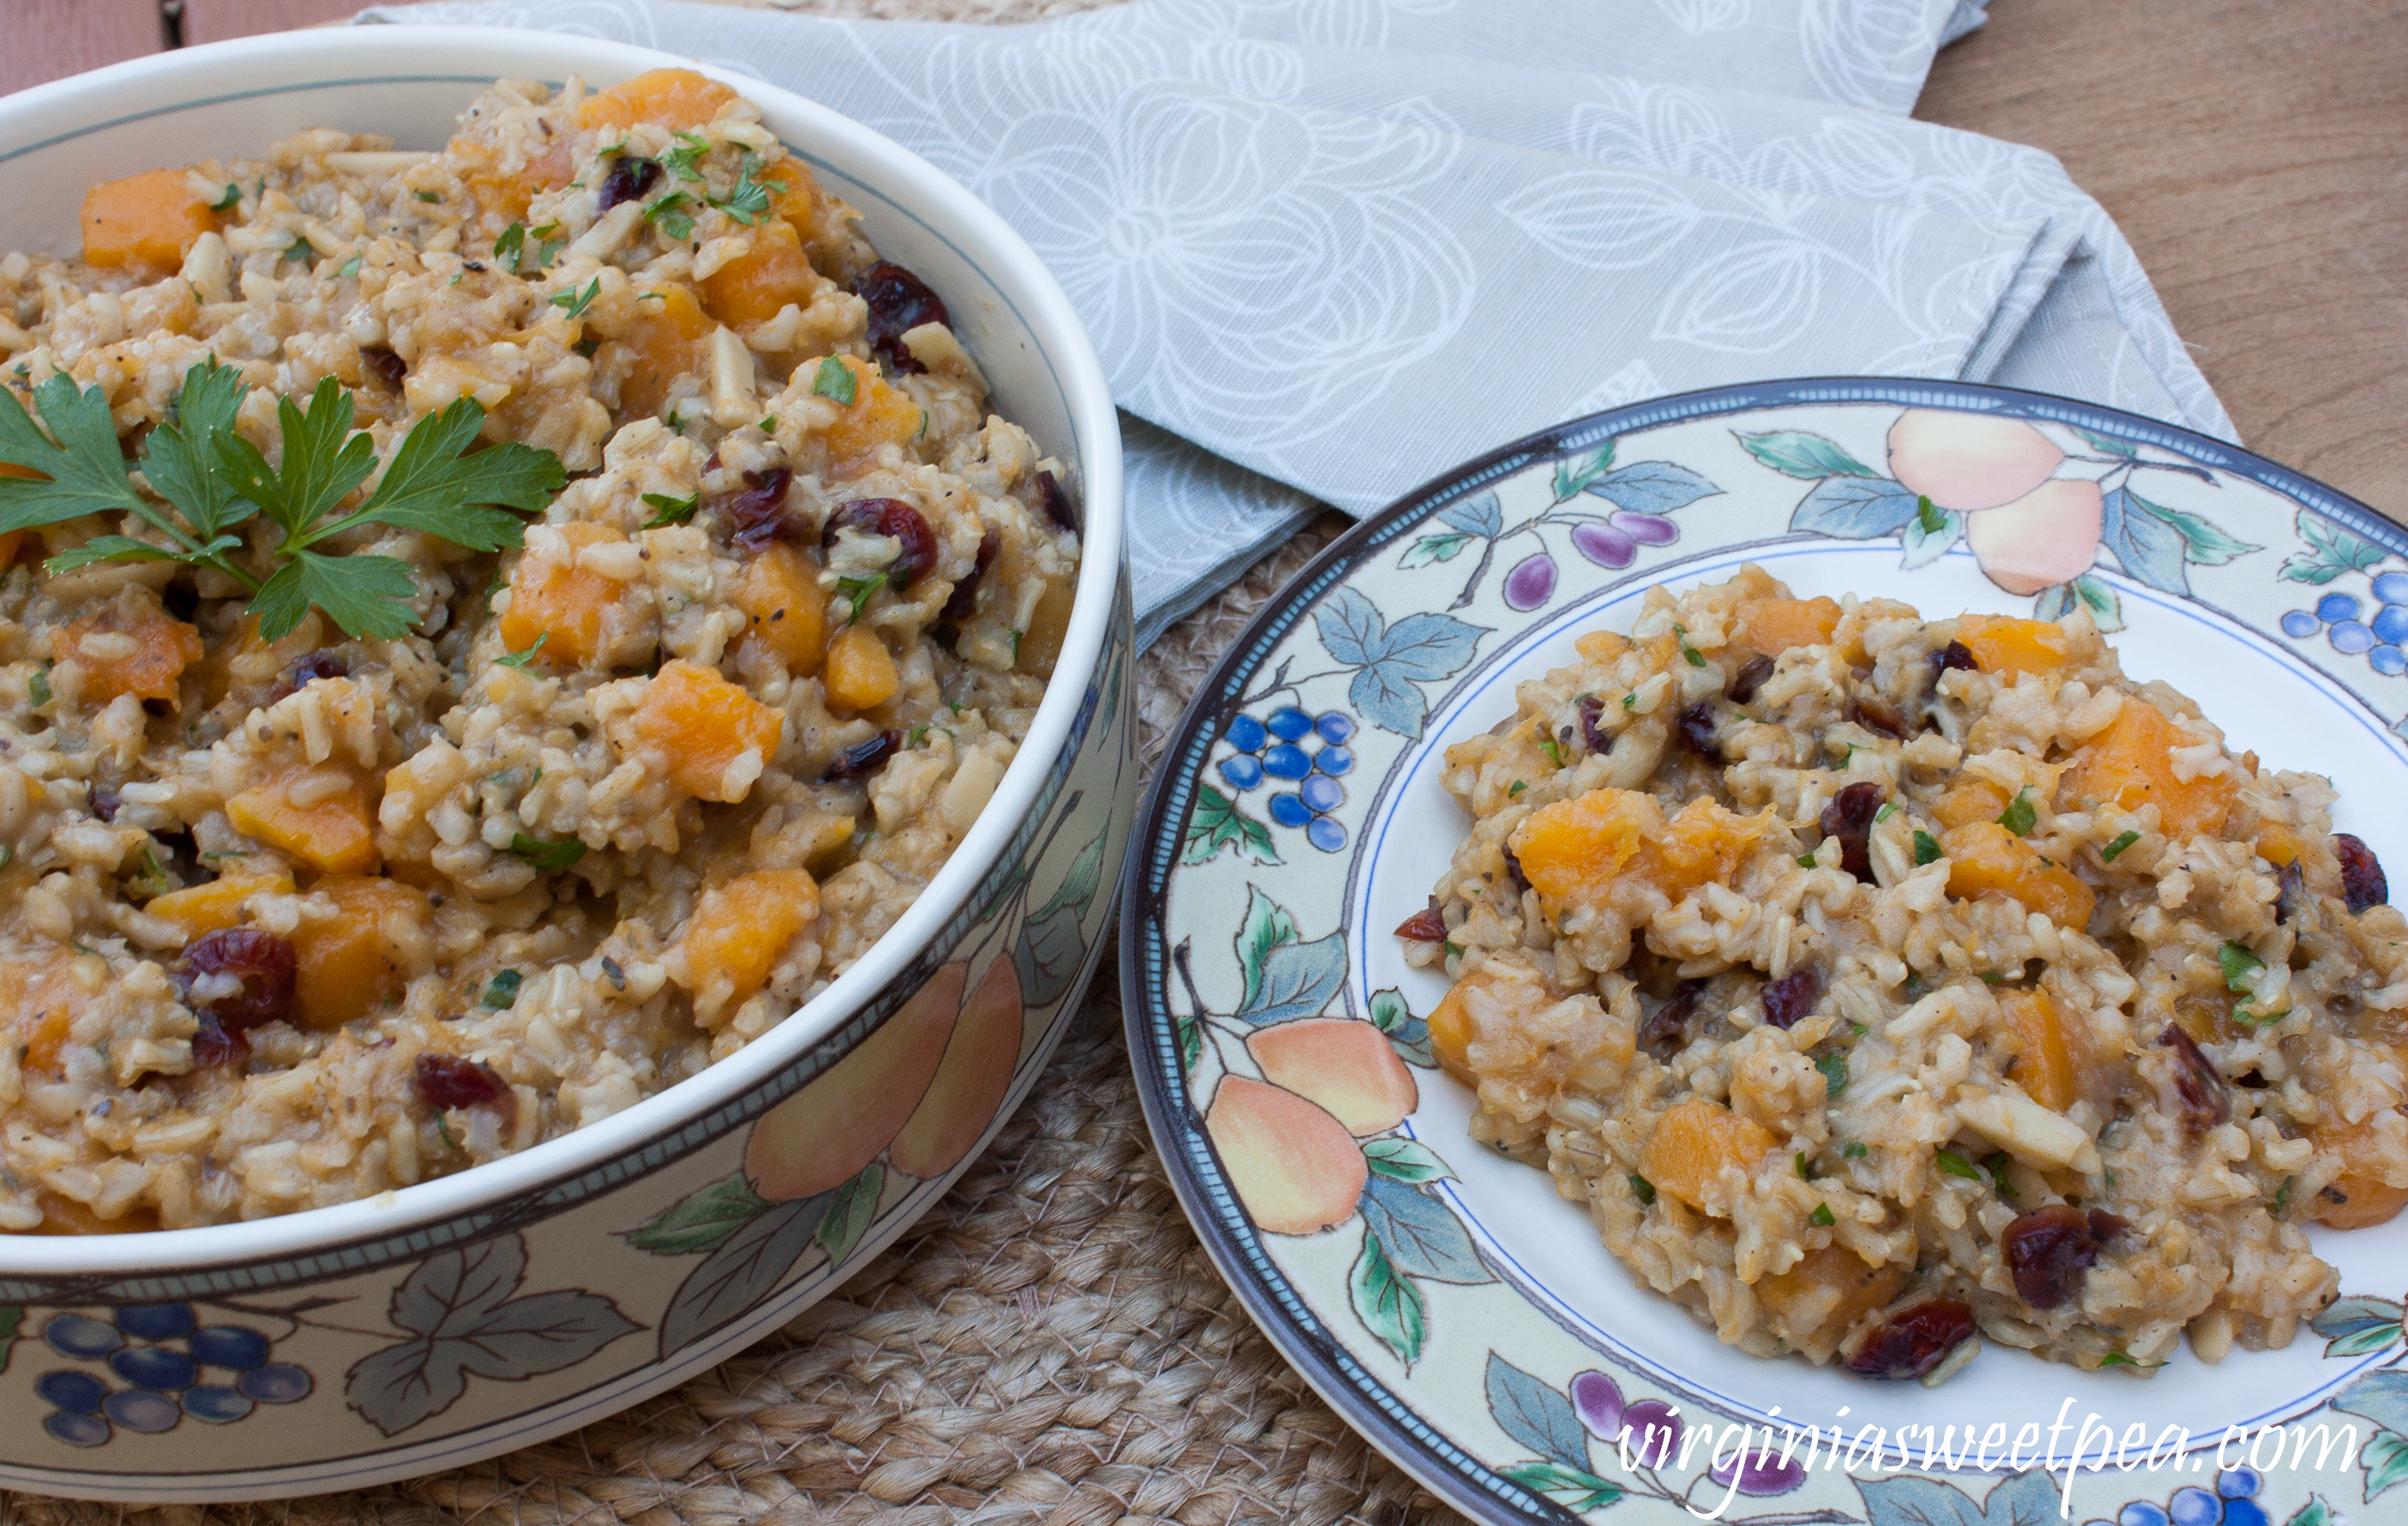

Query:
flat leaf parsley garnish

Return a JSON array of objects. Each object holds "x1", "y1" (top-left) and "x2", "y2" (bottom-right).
[
  {"x1": 3, "y1": 357, "x2": 563, "y2": 642},
  {"x1": 710, "y1": 150, "x2": 790, "y2": 226},
  {"x1": 549, "y1": 277, "x2": 603, "y2": 321}
]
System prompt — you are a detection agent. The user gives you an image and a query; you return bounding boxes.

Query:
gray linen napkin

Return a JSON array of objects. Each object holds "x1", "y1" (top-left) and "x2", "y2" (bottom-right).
[{"x1": 364, "y1": 0, "x2": 2222, "y2": 647}]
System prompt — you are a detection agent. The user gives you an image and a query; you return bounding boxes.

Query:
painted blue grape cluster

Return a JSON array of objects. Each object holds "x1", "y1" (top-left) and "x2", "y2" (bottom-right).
[
  {"x1": 38, "y1": 1304, "x2": 311, "y2": 1446},
  {"x1": 1218, "y1": 708, "x2": 1355, "y2": 852},
  {"x1": 2281, "y1": 571, "x2": 2408, "y2": 677},
  {"x1": 2086, "y1": 1468, "x2": 2270, "y2": 1526}
]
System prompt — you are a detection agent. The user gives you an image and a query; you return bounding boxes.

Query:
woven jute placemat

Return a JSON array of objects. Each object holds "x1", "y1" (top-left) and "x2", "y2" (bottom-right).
[{"x1": 15, "y1": 506, "x2": 1454, "y2": 1525}]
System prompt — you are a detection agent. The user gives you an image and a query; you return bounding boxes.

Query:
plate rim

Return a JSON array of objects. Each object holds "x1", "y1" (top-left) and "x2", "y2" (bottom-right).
[{"x1": 1117, "y1": 374, "x2": 2408, "y2": 1526}]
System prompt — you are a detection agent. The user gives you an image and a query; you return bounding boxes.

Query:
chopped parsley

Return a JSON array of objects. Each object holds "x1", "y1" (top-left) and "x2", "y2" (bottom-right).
[
  {"x1": 1671, "y1": 623, "x2": 1706, "y2": 667},
  {"x1": 548, "y1": 277, "x2": 603, "y2": 322},
  {"x1": 663, "y1": 130, "x2": 711, "y2": 184},
  {"x1": 1622, "y1": 691, "x2": 1637, "y2": 711},
  {"x1": 2098, "y1": 1352, "x2": 2152, "y2": 1369},
  {"x1": 283, "y1": 235, "x2": 315, "y2": 266},
  {"x1": 757, "y1": 415, "x2": 779, "y2": 433},
  {"x1": 480, "y1": 968, "x2": 523, "y2": 1010},
  {"x1": 436, "y1": 1115, "x2": 460, "y2": 1149},
  {"x1": 710, "y1": 149, "x2": 790, "y2": 226},
  {"x1": 1844, "y1": 1142, "x2": 1869, "y2": 1159},
  {"x1": 641, "y1": 491, "x2": 700, "y2": 528},
  {"x1": 2273, "y1": 1175, "x2": 2295, "y2": 1215},
  {"x1": 1996, "y1": 786, "x2": 2038, "y2": 836},
  {"x1": 812, "y1": 356, "x2": 858, "y2": 406},
  {"x1": 2220, "y1": 940, "x2": 2267, "y2": 993},
  {"x1": 1816, "y1": 1052, "x2": 1849, "y2": 1097},
  {"x1": 495, "y1": 220, "x2": 563, "y2": 274},
  {"x1": 414, "y1": 190, "x2": 441, "y2": 204},
  {"x1": 835, "y1": 572, "x2": 887, "y2": 624},
  {"x1": 495, "y1": 631, "x2": 549, "y2": 669},
  {"x1": 1984, "y1": 1151, "x2": 2019, "y2": 1198},
  {"x1": 1508, "y1": 781, "x2": 1526, "y2": 798},
  {"x1": 335, "y1": 254, "x2": 362, "y2": 281},
  {"x1": 1795, "y1": 1151, "x2": 1811, "y2": 1180},
  {"x1": 210, "y1": 184, "x2": 243, "y2": 213},
  {"x1": 27, "y1": 666, "x2": 49, "y2": 708},
  {"x1": 1799, "y1": 853, "x2": 1819, "y2": 869},
  {"x1": 1874, "y1": 801, "x2": 1897, "y2": 823},
  {"x1": 507, "y1": 834, "x2": 587, "y2": 872},
  {"x1": 1538, "y1": 736, "x2": 1568, "y2": 768},
  {"x1": 643, "y1": 191, "x2": 696, "y2": 242},
  {"x1": 1628, "y1": 1173, "x2": 1656, "y2": 1206},
  {"x1": 10, "y1": 359, "x2": 563, "y2": 641},
  {"x1": 1912, "y1": 829, "x2": 1942, "y2": 866},
  {"x1": 1809, "y1": 1203, "x2": 1835, "y2": 1227},
  {"x1": 1935, "y1": 1149, "x2": 1984, "y2": 1183},
  {"x1": 2101, "y1": 829, "x2": 2141, "y2": 862}
]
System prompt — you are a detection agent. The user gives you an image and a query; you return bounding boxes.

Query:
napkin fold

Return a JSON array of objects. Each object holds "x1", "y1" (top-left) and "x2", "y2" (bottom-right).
[{"x1": 364, "y1": 0, "x2": 2225, "y2": 646}]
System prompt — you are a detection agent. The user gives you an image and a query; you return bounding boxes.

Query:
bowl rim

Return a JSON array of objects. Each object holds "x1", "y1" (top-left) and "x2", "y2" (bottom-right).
[{"x1": 0, "y1": 23, "x2": 1123, "y2": 1276}]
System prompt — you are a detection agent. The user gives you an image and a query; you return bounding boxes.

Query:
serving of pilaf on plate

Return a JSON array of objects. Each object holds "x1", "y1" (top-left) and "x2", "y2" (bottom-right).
[
  {"x1": 1408, "y1": 565, "x2": 2402, "y2": 1383},
  {"x1": 0, "y1": 67, "x2": 1081, "y2": 1233}
]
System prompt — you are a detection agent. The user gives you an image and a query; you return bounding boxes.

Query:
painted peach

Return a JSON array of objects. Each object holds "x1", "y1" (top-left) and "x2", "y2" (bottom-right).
[
  {"x1": 743, "y1": 962, "x2": 961, "y2": 1201},
  {"x1": 1963, "y1": 479, "x2": 2104, "y2": 596},
  {"x1": 889, "y1": 956, "x2": 1025, "y2": 1179},
  {"x1": 1245, "y1": 1019, "x2": 1418, "y2": 1137},
  {"x1": 1886, "y1": 410, "x2": 2063, "y2": 512},
  {"x1": 1206, "y1": 1076, "x2": 1368, "y2": 1234}
]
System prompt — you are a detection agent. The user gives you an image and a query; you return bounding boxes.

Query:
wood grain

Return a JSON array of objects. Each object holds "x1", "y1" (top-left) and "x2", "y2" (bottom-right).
[
  {"x1": 0, "y1": 0, "x2": 165, "y2": 97},
  {"x1": 1918, "y1": 0, "x2": 2408, "y2": 520},
  {"x1": 180, "y1": 0, "x2": 364, "y2": 45}
]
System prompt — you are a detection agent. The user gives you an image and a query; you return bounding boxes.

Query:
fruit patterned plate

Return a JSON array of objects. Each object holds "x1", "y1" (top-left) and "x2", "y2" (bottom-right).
[{"x1": 1121, "y1": 379, "x2": 2408, "y2": 1526}]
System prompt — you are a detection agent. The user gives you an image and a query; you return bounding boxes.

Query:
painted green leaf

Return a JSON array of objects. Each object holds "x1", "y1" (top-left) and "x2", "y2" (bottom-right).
[
  {"x1": 627, "y1": 1173, "x2": 769, "y2": 1255},
  {"x1": 1363, "y1": 1137, "x2": 1454, "y2": 1184},
  {"x1": 816, "y1": 1161, "x2": 884, "y2": 1265},
  {"x1": 0, "y1": 1306, "x2": 18, "y2": 1375},
  {"x1": 1735, "y1": 428, "x2": 1877, "y2": 480},
  {"x1": 1183, "y1": 784, "x2": 1280, "y2": 866},
  {"x1": 2284, "y1": 1494, "x2": 2333, "y2": 1526},
  {"x1": 2282, "y1": 511, "x2": 2387, "y2": 585},
  {"x1": 1499, "y1": 1461, "x2": 1622, "y2": 1512},
  {"x1": 2127, "y1": 489, "x2": 2259, "y2": 566},
  {"x1": 2365, "y1": 1429, "x2": 2408, "y2": 1503},
  {"x1": 1348, "y1": 1227, "x2": 1426, "y2": 1364},
  {"x1": 1176, "y1": 1012, "x2": 1202, "y2": 1072},
  {"x1": 1400, "y1": 533, "x2": 1474, "y2": 570},
  {"x1": 1368, "y1": 986, "x2": 1436, "y2": 1068}
]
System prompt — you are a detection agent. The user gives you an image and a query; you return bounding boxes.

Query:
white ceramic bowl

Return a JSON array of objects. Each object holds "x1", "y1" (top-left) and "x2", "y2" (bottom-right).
[{"x1": 0, "y1": 26, "x2": 1132, "y2": 1501}]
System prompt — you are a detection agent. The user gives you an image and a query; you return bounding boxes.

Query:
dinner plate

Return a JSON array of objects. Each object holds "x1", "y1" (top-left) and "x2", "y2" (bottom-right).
[{"x1": 1120, "y1": 378, "x2": 2408, "y2": 1526}]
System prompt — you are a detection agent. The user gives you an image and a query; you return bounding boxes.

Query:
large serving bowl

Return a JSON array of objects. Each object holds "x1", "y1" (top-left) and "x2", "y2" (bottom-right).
[{"x1": 0, "y1": 27, "x2": 1131, "y2": 1502}]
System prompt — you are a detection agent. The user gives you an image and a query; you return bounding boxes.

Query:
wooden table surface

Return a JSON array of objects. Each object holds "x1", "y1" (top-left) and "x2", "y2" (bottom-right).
[{"x1": 9, "y1": 0, "x2": 2402, "y2": 519}]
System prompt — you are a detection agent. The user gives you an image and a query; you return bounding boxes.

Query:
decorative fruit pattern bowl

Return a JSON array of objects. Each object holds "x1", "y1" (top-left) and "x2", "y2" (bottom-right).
[
  {"x1": 1125, "y1": 378, "x2": 2408, "y2": 1525},
  {"x1": 0, "y1": 26, "x2": 1131, "y2": 1503}
]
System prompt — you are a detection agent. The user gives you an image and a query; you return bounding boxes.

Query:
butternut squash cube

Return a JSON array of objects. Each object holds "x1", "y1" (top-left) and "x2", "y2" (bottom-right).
[
  {"x1": 1574, "y1": 629, "x2": 1632, "y2": 663},
  {"x1": 290, "y1": 875, "x2": 429, "y2": 1030},
  {"x1": 499, "y1": 522, "x2": 619, "y2": 668},
  {"x1": 145, "y1": 868, "x2": 296, "y2": 941},
  {"x1": 1953, "y1": 614, "x2": 2072, "y2": 678},
  {"x1": 57, "y1": 609, "x2": 203, "y2": 706},
  {"x1": 700, "y1": 217, "x2": 819, "y2": 329},
  {"x1": 1427, "y1": 978, "x2": 1477, "y2": 1083},
  {"x1": 1941, "y1": 820, "x2": 2096, "y2": 930},
  {"x1": 1737, "y1": 596, "x2": 1841, "y2": 655},
  {"x1": 1756, "y1": 1243, "x2": 1908, "y2": 1333},
  {"x1": 1932, "y1": 780, "x2": 2011, "y2": 830},
  {"x1": 1015, "y1": 578, "x2": 1077, "y2": 679},
  {"x1": 814, "y1": 354, "x2": 924, "y2": 474},
  {"x1": 737, "y1": 544, "x2": 827, "y2": 675},
  {"x1": 1510, "y1": 788, "x2": 1770, "y2": 919},
  {"x1": 2, "y1": 956, "x2": 82, "y2": 1075},
  {"x1": 2065, "y1": 697, "x2": 2237, "y2": 839},
  {"x1": 609, "y1": 283, "x2": 712, "y2": 419},
  {"x1": 677, "y1": 867, "x2": 821, "y2": 1015},
  {"x1": 774, "y1": 166, "x2": 852, "y2": 277},
  {"x1": 226, "y1": 769, "x2": 379, "y2": 876},
  {"x1": 575, "y1": 68, "x2": 739, "y2": 131},
  {"x1": 634, "y1": 659, "x2": 783, "y2": 802},
  {"x1": 1642, "y1": 1096, "x2": 1777, "y2": 1215},
  {"x1": 823, "y1": 623, "x2": 899, "y2": 713},
  {"x1": 1996, "y1": 986, "x2": 2075, "y2": 1113},
  {"x1": 2311, "y1": 1112, "x2": 2408, "y2": 1230},
  {"x1": 81, "y1": 167, "x2": 217, "y2": 269}
]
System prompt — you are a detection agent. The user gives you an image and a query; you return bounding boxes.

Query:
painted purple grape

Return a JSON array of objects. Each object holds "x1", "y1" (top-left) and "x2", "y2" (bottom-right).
[
  {"x1": 1226, "y1": 714, "x2": 1267, "y2": 751},
  {"x1": 1568, "y1": 522, "x2": 1637, "y2": 569},
  {"x1": 1315, "y1": 711, "x2": 1354, "y2": 745},
  {"x1": 2167, "y1": 1487, "x2": 2222, "y2": 1526},
  {"x1": 1314, "y1": 745, "x2": 1354, "y2": 776},
  {"x1": 1569, "y1": 1370, "x2": 1623, "y2": 1439},
  {"x1": 1503, "y1": 552, "x2": 1558, "y2": 610},
  {"x1": 2333, "y1": 620, "x2": 2376, "y2": 654},
  {"x1": 45, "y1": 1412, "x2": 110, "y2": 1448},
  {"x1": 45, "y1": 1314, "x2": 122, "y2": 1359},
  {"x1": 115, "y1": 1303, "x2": 195, "y2": 1341},
  {"x1": 104, "y1": 1389, "x2": 182, "y2": 1433},
  {"x1": 38, "y1": 1370, "x2": 106, "y2": 1413},
  {"x1": 183, "y1": 1386, "x2": 256, "y2": 1423},
  {"x1": 2376, "y1": 646, "x2": 2407, "y2": 676},
  {"x1": 238, "y1": 1364, "x2": 312, "y2": 1403},
  {"x1": 1617, "y1": 513, "x2": 1678, "y2": 546},
  {"x1": 1267, "y1": 708, "x2": 1314, "y2": 742},
  {"x1": 1218, "y1": 755, "x2": 1264, "y2": 791},
  {"x1": 1621, "y1": 1398, "x2": 1683, "y2": 1465},
  {"x1": 1267, "y1": 793, "x2": 1312, "y2": 829},
  {"x1": 2374, "y1": 605, "x2": 2408, "y2": 644},
  {"x1": 2280, "y1": 610, "x2": 2320, "y2": 638},
  {"x1": 1299, "y1": 774, "x2": 1344, "y2": 813},
  {"x1": 2118, "y1": 1506, "x2": 2173, "y2": 1526},
  {"x1": 190, "y1": 1325, "x2": 271, "y2": 1372},
  {"x1": 111, "y1": 1345, "x2": 197, "y2": 1391},
  {"x1": 1261, "y1": 743, "x2": 1311, "y2": 780},
  {"x1": 2378, "y1": 572, "x2": 2408, "y2": 605},
  {"x1": 2318, "y1": 593, "x2": 2362, "y2": 624},
  {"x1": 1305, "y1": 816, "x2": 1346, "y2": 852}
]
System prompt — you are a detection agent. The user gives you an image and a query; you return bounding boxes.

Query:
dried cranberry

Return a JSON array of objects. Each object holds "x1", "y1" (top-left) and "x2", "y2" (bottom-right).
[
  {"x1": 2086, "y1": 1209, "x2": 2128, "y2": 1242},
  {"x1": 414, "y1": 1054, "x2": 516, "y2": 1127},
  {"x1": 719, "y1": 467, "x2": 798, "y2": 553},
  {"x1": 822, "y1": 498, "x2": 938, "y2": 588},
  {"x1": 2337, "y1": 833, "x2": 2388, "y2": 914},
  {"x1": 2273, "y1": 859, "x2": 2306, "y2": 924},
  {"x1": 176, "y1": 928, "x2": 297, "y2": 1032},
  {"x1": 853, "y1": 261, "x2": 948, "y2": 375},
  {"x1": 1852, "y1": 695, "x2": 1910, "y2": 739},
  {"x1": 826, "y1": 730, "x2": 901, "y2": 782},
  {"x1": 942, "y1": 530, "x2": 998, "y2": 623},
  {"x1": 1930, "y1": 639, "x2": 1978, "y2": 675},
  {"x1": 1574, "y1": 694, "x2": 1609, "y2": 754},
  {"x1": 598, "y1": 154, "x2": 661, "y2": 211},
  {"x1": 1729, "y1": 654, "x2": 1774, "y2": 705},
  {"x1": 2001, "y1": 1203, "x2": 2103, "y2": 1310},
  {"x1": 190, "y1": 1014, "x2": 250, "y2": 1070},
  {"x1": 1847, "y1": 1300, "x2": 1976, "y2": 1380},
  {"x1": 88, "y1": 784, "x2": 120, "y2": 823},
  {"x1": 1640, "y1": 979, "x2": 1705, "y2": 1057},
  {"x1": 1677, "y1": 702, "x2": 1722, "y2": 764},
  {"x1": 1761, "y1": 966, "x2": 1822, "y2": 1029},
  {"x1": 2157, "y1": 1026, "x2": 2229, "y2": 1132},
  {"x1": 361, "y1": 346, "x2": 406, "y2": 390},
  {"x1": 1502, "y1": 844, "x2": 1531, "y2": 896},
  {"x1": 1035, "y1": 468, "x2": 1079, "y2": 533},
  {"x1": 268, "y1": 650, "x2": 349, "y2": 703},
  {"x1": 1819, "y1": 781, "x2": 1885, "y2": 884},
  {"x1": 1395, "y1": 907, "x2": 1448, "y2": 943}
]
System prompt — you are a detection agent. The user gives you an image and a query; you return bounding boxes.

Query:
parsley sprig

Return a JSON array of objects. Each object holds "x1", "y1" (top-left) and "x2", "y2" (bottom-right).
[
  {"x1": 710, "y1": 151, "x2": 790, "y2": 226},
  {"x1": 3, "y1": 358, "x2": 563, "y2": 642}
]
